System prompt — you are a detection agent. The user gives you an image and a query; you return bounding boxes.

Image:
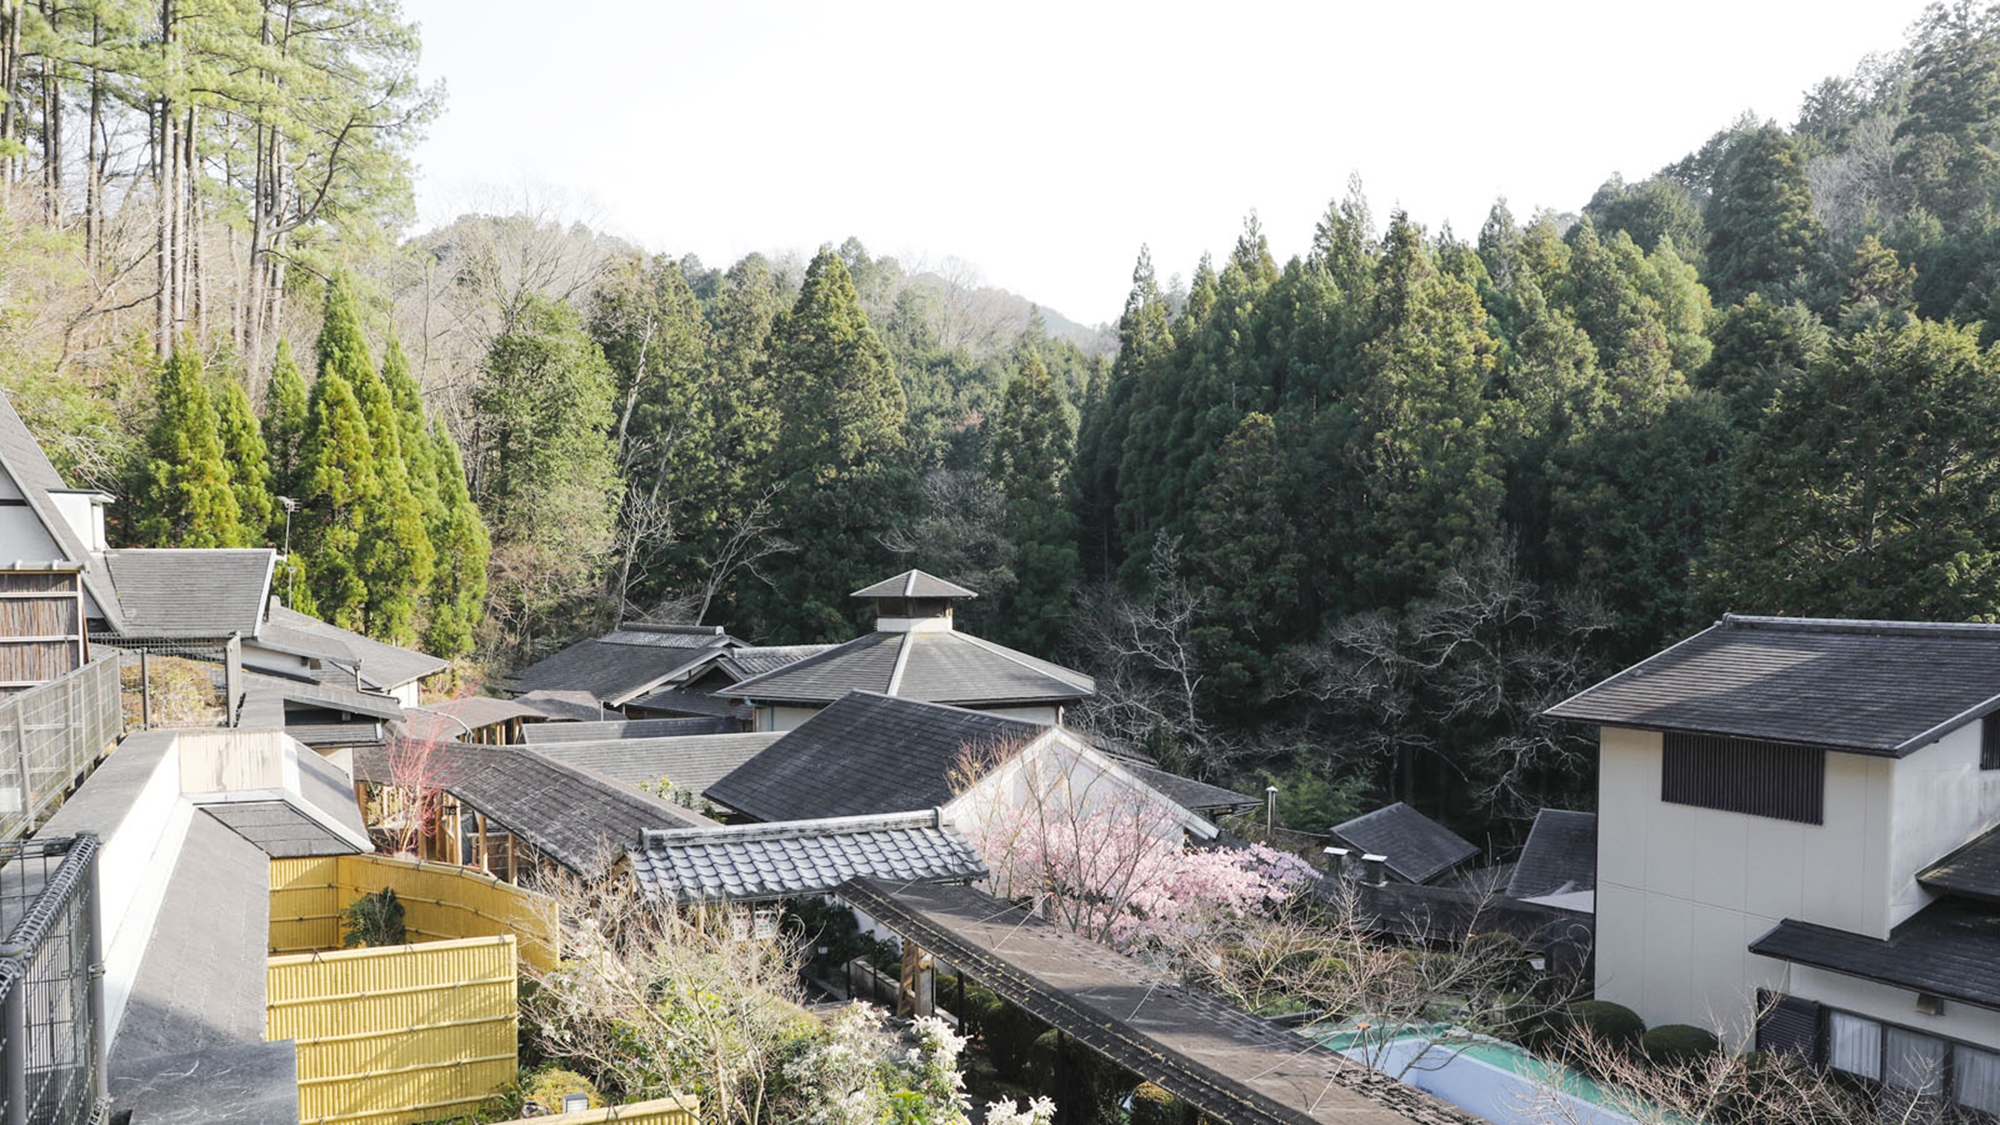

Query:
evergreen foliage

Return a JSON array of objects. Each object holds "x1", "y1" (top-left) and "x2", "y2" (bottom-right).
[
  {"x1": 297, "y1": 368, "x2": 376, "y2": 630},
  {"x1": 262, "y1": 339, "x2": 310, "y2": 511},
  {"x1": 423, "y1": 423, "x2": 490, "y2": 660},
  {"x1": 987, "y1": 349, "x2": 1080, "y2": 654},
  {"x1": 132, "y1": 340, "x2": 245, "y2": 549},
  {"x1": 214, "y1": 376, "x2": 274, "y2": 543}
]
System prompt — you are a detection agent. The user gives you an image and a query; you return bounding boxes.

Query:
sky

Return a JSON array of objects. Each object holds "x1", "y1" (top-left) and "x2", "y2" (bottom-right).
[{"x1": 404, "y1": 0, "x2": 1937, "y2": 327}]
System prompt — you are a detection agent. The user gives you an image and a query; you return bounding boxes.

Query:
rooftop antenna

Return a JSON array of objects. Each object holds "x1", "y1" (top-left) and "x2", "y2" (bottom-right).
[{"x1": 277, "y1": 497, "x2": 299, "y2": 606}]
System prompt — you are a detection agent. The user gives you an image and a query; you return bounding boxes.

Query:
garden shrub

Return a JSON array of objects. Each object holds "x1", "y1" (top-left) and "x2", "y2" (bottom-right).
[
  {"x1": 1641, "y1": 1023, "x2": 1721, "y2": 1066},
  {"x1": 983, "y1": 1000, "x2": 1045, "y2": 1080},
  {"x1": 1130, "y1": 1081, "x2": 1184, "y2": 1125},
  {"x1": 340, "y1": 887, "x2": 406, "y2": 948},
  {"x1": 523, "y1": 1066, "x2": 600, "y2": 1113},
  {"x1": 1561, "y1": 1000, "x2": 1646, "y2": 1050}
]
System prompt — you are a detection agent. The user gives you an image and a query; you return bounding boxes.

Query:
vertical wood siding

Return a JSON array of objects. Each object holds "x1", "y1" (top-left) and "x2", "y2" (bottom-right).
[
  {"x1": 1661, "y1": 732, "x2": 1827, "y2": 824},
  {"x1": 267, "y1": 935, "x2": 518, "y2": 1125}
]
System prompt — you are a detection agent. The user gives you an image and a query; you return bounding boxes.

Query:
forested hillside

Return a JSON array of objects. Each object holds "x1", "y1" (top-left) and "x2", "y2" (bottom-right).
[{"x1": 10, "y1": 1, "x2": 2000, "y2": 841}]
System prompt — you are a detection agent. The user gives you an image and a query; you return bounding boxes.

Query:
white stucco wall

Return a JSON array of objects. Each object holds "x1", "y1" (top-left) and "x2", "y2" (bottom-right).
[
  {"x1": 1785, "y1": 964, "x2": 2000, "y2": 1053},
  {"x1": 0, "y1": 504, "x2": 62, "y2": 562},
  {"x1": 1886, "y1": 721, "x2": 2000, "y2": 928},
  {"x1": 971, "y1": 704, "x2": 1061, "y2": 726}
]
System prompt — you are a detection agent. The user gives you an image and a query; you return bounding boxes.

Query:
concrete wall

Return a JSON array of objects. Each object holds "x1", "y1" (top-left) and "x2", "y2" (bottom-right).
[
  {"x1": 1886, "y1": 721, "x2": 2000, "y2": 927},
  {"x1": 758, "y1": 705, "x2": 821, "y2": 732},
  {"x1": 1787, "y1": 964, "x2": 2000, "y2": 1052}
]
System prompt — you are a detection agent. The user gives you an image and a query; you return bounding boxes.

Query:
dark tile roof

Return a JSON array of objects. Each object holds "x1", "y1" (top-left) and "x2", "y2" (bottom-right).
[
  {"x1": 521, "y1": 717, "x2": 736, "y2": 744},
  {"x1": 715, "y1": 645, "x2": 837, "y2": 681},
  {"x1": 706, "y1": 692, "x2": 1044, "y2": 822},
  {"x1": 203, "y1": 801, "x2": 361, "y2": 857},
  {"x1": 1125, "y1": 764, "x2": 1260, "y2": 813},
  {"x1": 1328, "y1": 803, "x2": 1480, "y2": 885},
  {"x1": 1506, "y1": 809, "x2": 1597, "y2": 900},
  {"x1": 1919, "y1": 825, "x2": 2000, "y2": 904},
  {"x1": 282, "y1": 718, "x2": 386, "y2": 749},
  {"x1": 726, "y1": 628, "x2": 1093, "y2": 707},
  {"x1": 263, "y1": 603, "x2": 448, "y2": 689},
  {"x1": 354, "y1": 742, "x2": 713, "y2": 875},
  {"x1": 0, "y1": 390, "x2": 125, "y2": 631},
  {"x1": 242, "y1": 670, "x2": 404, "y2": 721},
  {"x1": 102, "y1": 548, "x2": 273, "y2": 639},
  {"x1": 840, "y1": 877, "x2": 1486, "y2": 1125},
  {"x1": 506, "y1": 630, "x2": 730, "y2": 705},
  {"x1": 622, "y1": 686, "x2": 752, "y2": 720},
  {"x1": 1340, "y1": 878, "x2": 1596, "y2": 966},
  {"x1": 1545, "y1": 615, "x2": 2000, "y2": 756},
  {"x1": 514, "y1": 689, "x2": 608, "y2": 722},
  {"x1": 629, "y1": 811, "x2": 987, "y2": 904},
  {"x1": 852, "y1": 569, "x2": 979, "y2": 599},
  {"x1": 532, "y1": 732, "x2": 785, "y2": 795},
  {"x1": 406, "y1": 695, "x2": 548, "y2": 736},
  {"x1": 1750, "y1": 898, "x2": 2000, "y2": 1009}
]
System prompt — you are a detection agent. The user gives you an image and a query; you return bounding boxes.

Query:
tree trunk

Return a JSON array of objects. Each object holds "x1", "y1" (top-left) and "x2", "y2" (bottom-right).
[
  {"x1": 39, "y1": 0, "x2": 58, "y2": 223},
  {"x1": 85, "y1": 14, "x2": 100, "y2": 264},
  {"x1": 0, "y1": 0, "x2": 20, "y2": 186},
  {"x1": 183, "y1": 103, "x2": 199, "y2": 335},
  {"x1": 153, "y1": 0, "x2": 176, "y2": 356}
]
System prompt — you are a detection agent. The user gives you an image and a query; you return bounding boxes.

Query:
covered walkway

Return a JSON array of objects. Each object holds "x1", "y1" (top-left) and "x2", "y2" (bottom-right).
[{"x1": 839, "y1": 878, "x2": 1483, "y2": 1125}]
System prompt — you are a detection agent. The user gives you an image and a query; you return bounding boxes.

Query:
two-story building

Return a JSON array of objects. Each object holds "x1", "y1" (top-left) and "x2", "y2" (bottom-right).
[{"x1": 1548, "y1": 614, "x2": 2000, "y2": 1114}]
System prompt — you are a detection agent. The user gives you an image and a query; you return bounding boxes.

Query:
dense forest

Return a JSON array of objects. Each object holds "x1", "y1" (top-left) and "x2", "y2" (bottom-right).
[{"x1": 10, "y1": 1, "x2": 2000, "y2": 845}]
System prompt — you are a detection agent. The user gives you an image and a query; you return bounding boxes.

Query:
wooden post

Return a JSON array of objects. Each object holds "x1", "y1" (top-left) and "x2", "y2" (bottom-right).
[
  {"x1": 476, "y1": 811, "x2": 490, "y2": 873},
  {"x1": 898, "y1": 942, "x2": 934, "y2": 1017},
  {"x1": 507, "y1": 832, "x2": 518, "y2": 884},
  {"x1": 139, "y1": 650, "x2": 151, "y2": 729}
]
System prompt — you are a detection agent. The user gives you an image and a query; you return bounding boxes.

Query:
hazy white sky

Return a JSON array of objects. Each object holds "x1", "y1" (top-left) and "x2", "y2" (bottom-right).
[{"x1": 405, "y1": 0, "x2": 1935, "y2": 326}]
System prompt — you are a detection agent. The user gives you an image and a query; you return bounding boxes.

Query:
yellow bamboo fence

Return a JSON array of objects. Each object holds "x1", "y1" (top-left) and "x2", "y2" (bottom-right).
[
  {"x1": 268, "y1": 853, "x2": 559, "y2": 971},
  {"x1": 268, "y1": 935, "x2": 519, "y2": 1125},
  {"x1": 536, "y1": 1096, "x2": 700, "y2": 1124}
]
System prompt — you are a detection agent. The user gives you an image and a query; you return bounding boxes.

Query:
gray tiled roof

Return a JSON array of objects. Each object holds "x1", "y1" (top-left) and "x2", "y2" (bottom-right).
[
  {"x1": 514, "y1": 689, "x2": 608, "y2": 722},
  {"x1": 102, "y1": 548, "x2": 273, "y2": 639},
  {"x1": 726, "y1": 629, "x2": 1093, "y2": 707},
  {"x1": 263, "y1": 604, "x2": 448, "y2": 690},
  {"x1": 1919, "y1": 825, "x2": 2000, "y2": 904},
  {"x1": 1750, "y1": 899, "x2": 2000, "y2": 1009},
  {"x1": 506, "y1": 630, "x2": 731, "y2": 705},
  {"x1": 622, "y1": 686, "x2": 753, "y2": 720},
  {"x1": 629, "y1": 811, "x2": 987, "y2": 904},
  {"x1": 716, "y1": 644, "x2": 837, "y2": 681},
  {"x1": 203, "y1": 801, "x2": 361, "y2": 857},
  {"x1": 1328, "y1": 802, "x2": 1480, "y2": 885},
  {"x1": 1506, "y1": 809, "x2": 1597, "y2": 899},
  {"x1": 354, "y1": 741, "x2": 713, "y2": 875},
  {"x1": 530, "y1": 732, "x2": 785, "y2": 796},
  {"x1": 241, "y1": 670, "x2": 405, "y2": 721},
  {"x1": 521, "y1": 717, "x2": 737, "y2": 744},
  {"x1": 706, "y1": 692, "x2": 1043, "y2": 822},
  {"x1": 0, "y1": 390, "x2": 126, "y2": 632},
  {"x1": 851, "y1": 569, "x2": 978, "y2": 599},
  {"x1": 1126, "y1": 764, "x2": 1259, "y2": 813},
  {"x1": 1545, "y1": 615, "x2": 2000, "y2": 756}
]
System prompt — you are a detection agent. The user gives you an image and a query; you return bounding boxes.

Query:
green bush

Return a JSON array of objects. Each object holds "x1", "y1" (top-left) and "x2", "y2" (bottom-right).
[
  {"x1": 1130, "y1": 1081, "x2": 1184, "y2": 1125},
  {"x1": 340, "y1": 888, "x2": 406, "y2": 948},
  {"x1": 1641, "y1": 1024, "x2": 1721, "y2": 1067},
  {"x1": 522, "y1": 1067, "x2": 600, "y2": 1114},
  {"x1": 1027, "y1": 1030, "x2": 1123, "y2": 1124},
  {"x1": 982, "y1": 1001, "x2": 1045, "y2": 1081},
  {"x1": 1561, "y1": 1000, "x2": 1646, "y2": 1050}
]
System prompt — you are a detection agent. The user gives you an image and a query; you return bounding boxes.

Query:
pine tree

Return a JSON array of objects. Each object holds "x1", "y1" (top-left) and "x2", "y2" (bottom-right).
[
  {"x1": 262, "y1": 339, "x2": 310, "y2": 509},
  {"x1": 132, "y1": 340, "x2": 245, "y2": 548},
  {"x1": 752, "y1": 246, "x2": 914, "y2": 639},
  {"x1": 297, "y1": 368, "x2": 376, "y2": 630},
  {"x1": 422, "y1": 423, "x2": 489, "y2": 660},
  {"x1": 215, "y1": 376, "x2": 275, "y2": 543},
  {"x1": 988, "y1": 350, "x2": 1080, "y2": 655}
]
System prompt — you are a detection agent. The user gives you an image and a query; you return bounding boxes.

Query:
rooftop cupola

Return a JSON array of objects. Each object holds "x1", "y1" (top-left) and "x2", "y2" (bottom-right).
[{"x1": 852, "y1": 569, "x2": 976, "y2": 633}]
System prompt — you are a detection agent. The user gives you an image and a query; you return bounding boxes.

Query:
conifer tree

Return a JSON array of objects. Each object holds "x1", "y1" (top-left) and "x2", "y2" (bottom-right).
[
  {"x1": 215, "y1": 376, "x2": 275, "y2": 543},
  {"x1": 753, "y1": 247, "x2": 914, "y2": 639},
  {"x1": 356, "y1": 380, "x2": 435, "y2": 645},
  {"x1": 132, "y1": 340, "x2": 245, "y2": 549},
  {"x1": 1074, "y1": 247, "x2": 1171, "y2": 579},
  {"x1": 988, "y1": 350, "x2": 1080, "y2": 655},
  {"x1": 422, "y1": 423, "x2": 489, "y2": 660},
  {"x1": 262, "y1": 339, "x2": 310, "y2": 508},
  {"x1": 381, "y1": 335, "x2": 442, "y2": 527},
  {"x1": 297, "y1": 368, "x2": 376, "y2": 630},
  {"x1": 1704, "y1": 125, "x2": 1827, "y2": 304}
]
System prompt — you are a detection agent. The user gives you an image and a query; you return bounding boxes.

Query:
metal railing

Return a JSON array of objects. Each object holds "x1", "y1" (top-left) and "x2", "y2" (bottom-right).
[
  {"x1": 0, "y1": 835, "x2": 105, "y2": 1125},
  {"x1": 0, "y1": 660, "x2": 121, "y2": 843}
]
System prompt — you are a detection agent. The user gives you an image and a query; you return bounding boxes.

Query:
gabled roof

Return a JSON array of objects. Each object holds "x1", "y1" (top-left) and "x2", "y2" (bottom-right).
[
  {"x1": 241, "y1": 670, "x2": 405, "y2": 721},
  {"x1": 715, "y1": 644, "x2": 838, "y2": 681},
  {"x1": 851, "y1": 569, "x2": 978, "y2": 600},
  {"x1": 102, "y1": 548, "x2": 273, "y2": 639},
  {"x1": 522, "y1": 717, "x2": 737, "y2": 744},
  {"x1": 1506, "y1": 809, "x2": 1597, "y2": 900},
  {"x1": 1328, "y1": 802, "x2": 1479, "y2": 885},
  {"x1": 262, "y1": 603, "x2": 448, "y2": 690},
  {"x1": 515, "y1": 689, "x2": 608, "y2": 722},
  {"x1": 0, "y1": 391, "x2": 125, "y2": 632},
  {"x1": 725, "y1": 629, "x2": 1093, "y2": 708},
  {"x1": 1545, "y1": 615, "x2": 2000, "y2": 756},
  {"x1": 706, "y1": 692, "x2": 1044, "y2": 822},
  {"x1": 1125, "y1": 763, "x2": 1260, "y2": 814},
  {"x1": 531, "y1": 732, "x2": 785, "y2": 797},
  {"x1": 629, "y1": 811, "x2": 986, "y2": 905},
  {"x1": 1751, "y1": 899, "x2": 2000, "y2": 1010},
  {"x1": 506, "y1": 625, "x2": 736, "y2": 706},
  {"x1": 355, "y1": 742, "x2": 714, "y2": 875},
  {"x1": 621, "y1": 685, "x2": 753, "y2": 720}
]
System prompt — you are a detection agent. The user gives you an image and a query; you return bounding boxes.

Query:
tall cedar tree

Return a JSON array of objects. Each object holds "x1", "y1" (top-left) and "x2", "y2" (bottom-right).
[
  {"x1": 987, "y1": 349, "x2": 1080, "y2": 654},
  {"x1": 1074, "y1": 247, "x2": 1172, "y2": 580},
  {"x1": 215, "y1": 376, "x2": 274, "y2": 543},
  {"x1": 132, "y1": 341, "x2": 245, "y2": 548},
  {"x1": 355, "y1": 375, "x2": 435, "y2": 644},
  {"x1": 1703, "y1": 125, "x2": 1827, "y2": 305},
  {"x1": 262, "y1": 339, "x2": 310, "y2": 512},
  {"x1": 1703, "y1": 316, "x2": 2000, "y2": 620},
  {"x1": 423, "y1": 423, "x2": 490, "y2": 660},
  {"x1": 297, "y1": 368, "x2": 376, "y2": 629},
  {"x1": 754, "y1": 247, "x2": 914, "y2": 640},
  {"x1": 382, "y1": 336, "x2": 443, "y2": 530}
]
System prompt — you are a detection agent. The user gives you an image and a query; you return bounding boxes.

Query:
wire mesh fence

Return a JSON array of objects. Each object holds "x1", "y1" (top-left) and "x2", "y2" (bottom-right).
[
  {"x1": 98, "y1": 640, "x2": 235, "y2": 732},
  {"x1": 0, "y1": 659, "x2": 121, "y2": 844},
  {"x1": 0, "y1": 835, "x2": 103, "y2": 1125}
]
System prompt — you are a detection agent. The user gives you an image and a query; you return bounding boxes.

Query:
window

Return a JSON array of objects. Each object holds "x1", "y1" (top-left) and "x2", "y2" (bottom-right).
[
  {"x1": 1983, "y1": 714, "x2": 2000, "y2": 770},
  {"x1": 1661, "y1": 733, "x2": 1826, "y2": 824},
  {"x1": 1829, "y1": 1012, "x2": 1883, "y2": 1080},
  {"x1": 1956, "y1": 1047, "x2": 2000, "y2": 1114},
  {"x1": 1816, "y1": 1003, "x2": 2000, "y2": 1119}
]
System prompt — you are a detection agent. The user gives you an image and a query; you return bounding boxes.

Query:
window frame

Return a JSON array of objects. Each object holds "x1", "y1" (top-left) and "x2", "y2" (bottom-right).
[
  {"x1": 1818, "y1": 1002, "x2": 2000, "y2": 1119},
  {"x1": 1661, "y1": 732, "x2": 1827, "y2": 825}
]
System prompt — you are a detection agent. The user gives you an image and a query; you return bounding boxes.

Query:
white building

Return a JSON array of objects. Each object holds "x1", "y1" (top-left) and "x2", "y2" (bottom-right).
[{"x1": 1548, "y1": 614, "x2": 2000, "y2": 1116}]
